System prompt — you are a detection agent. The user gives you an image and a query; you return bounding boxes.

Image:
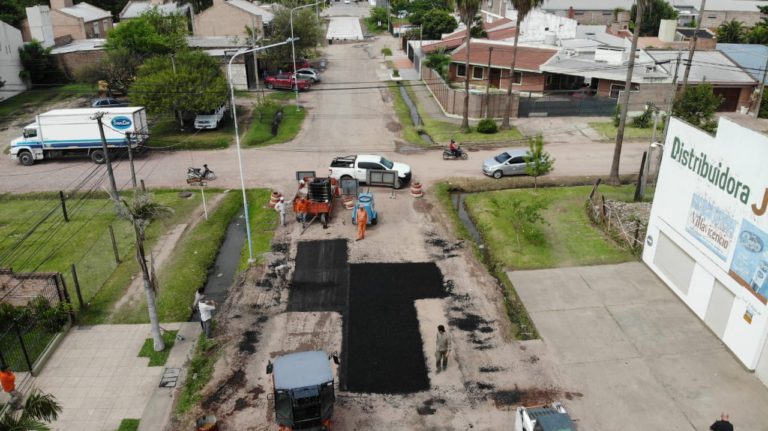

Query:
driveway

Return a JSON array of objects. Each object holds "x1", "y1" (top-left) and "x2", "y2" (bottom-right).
[{"x1": 508, "y1": 262, "x2": 768, "y2": 431}]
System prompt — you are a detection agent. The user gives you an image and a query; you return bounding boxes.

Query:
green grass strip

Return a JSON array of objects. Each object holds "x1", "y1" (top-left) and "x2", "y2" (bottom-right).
[
  {"x1": 244, "y1": 95, "x2": 306, "y2": 147},
  {"x1": 116, "y1": 419, "x2": 140, "y2": 431},
  {"x1": 239, "y1": 189, "x2": 278, "y2": 269},
  {"x1": 137, "y1": 330, "x2": 177, "y2": 366},
  {"x1": 176, "y1": 335, "x2": 219, "y2": 415}
]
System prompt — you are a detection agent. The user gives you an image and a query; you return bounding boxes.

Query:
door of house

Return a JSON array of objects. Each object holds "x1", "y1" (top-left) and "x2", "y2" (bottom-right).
[
  {"x1": 489, "y1": 68, "x2": 501, "y2": 89},
  {"x1": 712, "y1": 87, "x2": 741, "y2": 112}
]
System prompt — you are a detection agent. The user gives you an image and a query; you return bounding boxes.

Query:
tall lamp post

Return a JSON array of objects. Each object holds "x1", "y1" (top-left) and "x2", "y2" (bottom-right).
[
  {"x1": 228, "y1": 38, "x2": 295, "y2": 262},
  {"x1": 640, "y1": 103, "x2": 661, "y2": 200},
  {"x1": 291, "y1": 1, "x2": 321, "y2": 111}
]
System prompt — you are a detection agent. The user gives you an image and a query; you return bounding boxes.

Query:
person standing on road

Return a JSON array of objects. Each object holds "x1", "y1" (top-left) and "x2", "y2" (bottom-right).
[
  {"x1": 192, "y1": 287, "x2": 205, "y2": 330},
  {"x1": 0, "y1": 365, "x2": 22, "y2": 409},
  {"x1": 435, "y1": 325, "x2": 451, "y2": 373},
  {"x1": 198, "y1": 299, "x2": 216, "y2": 339},
  {"x1": 356, "y1": 206, "x2": 368, "y2": 241},
  {"x1": 295, "y1": 197, "x2": 308, "y2": 228},
  {"x1": 710, "y1": 413, "x2": 734, "y2": 431},
  {"x1": 275, "y1": 197, "x2": 288, "y2": 227}
]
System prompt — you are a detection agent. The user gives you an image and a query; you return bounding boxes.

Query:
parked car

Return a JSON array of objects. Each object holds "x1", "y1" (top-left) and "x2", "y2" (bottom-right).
[
  {"x1": 295, "y1": 68, "x2": 321, "y2": 83},
  {"x1": 265, "y1": 73, "x2": 312, "y2": 91},
  {"x1": 91, "y1": 97, "x2": 128, "y2": 108},
  {"x1": 329, "y1": 154, "x2": 411, "y2": 189},
  {"x1": 282, "y1": 59, "x2": 311, "y2": 72},
  {"x1": 194, "y1": 104, "x2": 227, "y2": 130},
  {"x1": 482, "y1": 148, "x2": 530, "y2": 179}
]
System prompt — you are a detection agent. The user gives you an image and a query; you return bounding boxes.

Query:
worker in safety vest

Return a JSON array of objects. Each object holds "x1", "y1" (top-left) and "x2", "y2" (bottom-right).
[
  {"x1": 295, "y1": 197, "x2": 308, "y2": 227},
  {"x1": 356, "y1": 206, "x2": 368, "y2": 240}
]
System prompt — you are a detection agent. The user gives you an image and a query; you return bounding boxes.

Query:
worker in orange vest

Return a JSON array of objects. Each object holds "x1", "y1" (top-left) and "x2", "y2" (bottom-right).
[
  {"x1": 0, "y1": 365, "x2": 22, "y2": 409},
  {"x1": 295, "y1": 197, "x2": 308, "y2": 228},
  {"x1": 356, "y1": 206, "x2": 368, "y2": 241}
]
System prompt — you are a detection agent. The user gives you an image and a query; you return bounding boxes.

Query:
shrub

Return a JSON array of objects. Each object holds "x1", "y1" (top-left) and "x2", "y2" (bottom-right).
[
  {"x1": 613, "y1": 104, "x2": 621, "y2": 127},
  {"x1": 392, "y1": 69, "x2": 400, "y2": 77},
  {"x1": 381, "y1": 47, "x2": 392, "y2": 56},
  {"x1": 632, "y1": 105, "x2": 653, "y2": 128},
  {"x1": 477, "y1": 118, "x2": 498, "y2": 134}
]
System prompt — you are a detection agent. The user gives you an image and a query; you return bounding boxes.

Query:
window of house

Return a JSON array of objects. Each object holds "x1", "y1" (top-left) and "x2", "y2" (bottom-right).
[
  {"x1": 574, "y1": 11, "x2": 584, "y2": 15},
  {"x1": 512, "y1": 71, "x2": 522, "y2": 85},
  {"x1": 472, "y1": 66, "x2": 484, "y2": 80},
  {"x1": 456, "y1": 64, "x2": 466, "y2": 77},
  {"x1": 487, "y1": 0, "x2": 493, "y2": 7},
  {"x1": 93, "y1": 22, "x2": 100, "y2": 36},
  {"x1": 545, "y1": 74, "x2": 553, "y2": 86},
  {"x1": 609, "y1": 83, "x2": 639, "y2": 99},
  {"x1": 602, "y1": 11, "x2": 612, "y2": 16}
]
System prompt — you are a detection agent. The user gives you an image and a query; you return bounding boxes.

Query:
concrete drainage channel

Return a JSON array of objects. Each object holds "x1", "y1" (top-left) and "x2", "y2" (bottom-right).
[
  {"x1": 198, "y1": 211, "x2": 246, "y2": 305},
  {"x1": 397, "y1": 82, "x2": 435, "y2": 146}
]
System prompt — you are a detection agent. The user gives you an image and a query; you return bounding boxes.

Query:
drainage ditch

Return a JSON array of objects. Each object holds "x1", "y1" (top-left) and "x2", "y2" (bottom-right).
[
  {"x1": 198, "y1": 211, "x2": 247, "y2": 306},
  {"x1": 397, "y1": 82, "x2": 434, "y2": 146}
]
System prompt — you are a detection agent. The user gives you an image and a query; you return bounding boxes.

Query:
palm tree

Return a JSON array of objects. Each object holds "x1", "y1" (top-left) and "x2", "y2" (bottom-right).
[
  {"x1": 716, "y1": 19, "x2": 745, "y2": 43},
  {"x1": 456, "y1": 0, "x2": 481, "y2": 132},
  {"x1": 608, "y1": 0, "x2": 650, "y2": 184},
  {"x1": 501, "y1": 0, "x2": 544, "y2": 130},
  {"x1": 0, "y1": 390, "x2": 62, "y2": 430},
  {"x1": 121, "y1": 192, "x2": 173, "y2": 351}
]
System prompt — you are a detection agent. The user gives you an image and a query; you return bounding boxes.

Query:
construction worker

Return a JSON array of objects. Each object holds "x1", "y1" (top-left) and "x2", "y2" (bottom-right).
[
  {"x1": 295, "y1": 197, "x2": 308, "y2": 227},
  {"x1": 0, "y1": 365, "x2": 22, "y2": 409},
  {"x1": 275, "y1": 197, "x2": 288, "y2": 227},
  {"x1": 356, "y1": 205, "x2": 368, "y2": 240},
  {"x1": 435, "y1": 325, "x2": 451, "y2": 373}
]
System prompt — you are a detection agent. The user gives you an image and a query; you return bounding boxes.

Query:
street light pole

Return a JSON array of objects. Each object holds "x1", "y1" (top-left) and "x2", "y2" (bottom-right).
[
  {"x1": 291, "y1": 1, "x2": 321, "y2": 112},
  {"x1": 227, "y1": 38, "x2": 295, "y2": 263},
  {"x1": 640, "y1": 103, "x2": 660, "y2": 199}
]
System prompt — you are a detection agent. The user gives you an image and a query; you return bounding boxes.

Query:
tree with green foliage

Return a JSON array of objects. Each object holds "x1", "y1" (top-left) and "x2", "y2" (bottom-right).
[
  {"x1": 120, "y1": 192, "x2": 173, "y2": 352},
  {"x1": 0, "y1": 389, "x2": 62, "y2": 430},
  {"x1": 368, "y1": 6, "x2": 389, "y2": 30},
  {"x1": 747, "y1": 25, "x2": 768, "y2": 44},
  {"x1": 105, "y1": 8, "x2": 189, "y2": 59},
  {"x1": 672, "y1": 83, "x2": 723, "y2": 133},
  {"x1": 75, "y1": 47, "x2": 142, "y2": 95},
  {"x1": 262, "y1": 8, "x2": 324, "y2": 66},
  {"x1": 130, "y1": 49, "x2": 228, "y2": 118},
  {"x1": 18, "y1": 41, "x2": 64, "y2": 86},
  {"x1": 629, "y1": 0, "x2": 677, "y2": 36},
  {"x1": 425, "y1": 48, "x2": 451, "y2": 80},
  {"x1": 469, "y1": 14, "x2": 487, "y2": 38},
  {"x1": 524, "y1": 134, "x2": 554, "y2": 189},
  {"x1": 0, "y1": 0, "x2": 40, "y2": 27},
  {"x1": 421, "y1": 9, "x2": 457, "y2": 39},
  {"x1": 406, "y1": 0, "x2": 452, "y2": 26},
  {"x1": 494, "y1": 196, "x2": 548, "y2": 249},
  {"x1": 501, "y1": 0, "x2": 544, "y2": 130},
  {"x1": 456, "y1": 0, "x2": 481, "y2": 132},
  {"x1": 716, "y1": 19, "x2": 745, "y2": 43},
  {"x1": 759, "y1": 90, "x2": 768, "y2": 119}
]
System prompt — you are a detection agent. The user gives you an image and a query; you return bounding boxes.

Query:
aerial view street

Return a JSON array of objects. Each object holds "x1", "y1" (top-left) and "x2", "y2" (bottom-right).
[{"x1": 2, "y1": 1, "x2": 768, "y2": 431}]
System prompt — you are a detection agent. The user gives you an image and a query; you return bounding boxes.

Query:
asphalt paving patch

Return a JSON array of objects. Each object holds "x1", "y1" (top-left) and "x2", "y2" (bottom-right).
[{"x1": 288, "y1": 240, "x2": 447, "y2": 394}]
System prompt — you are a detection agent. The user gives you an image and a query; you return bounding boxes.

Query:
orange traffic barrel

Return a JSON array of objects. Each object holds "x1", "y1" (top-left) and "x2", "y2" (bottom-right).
[
  {"x1": 410, "y1": 182, "x2": 423, "y2": 198},
  {"x1": 269, "y1": 191, "x2": 282, "y2": 208}
]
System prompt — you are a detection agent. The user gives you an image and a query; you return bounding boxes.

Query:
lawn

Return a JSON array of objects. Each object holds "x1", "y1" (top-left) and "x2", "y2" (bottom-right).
[
  {"x1": 148, "y1": 116, "x2": 236, "y2": 150},
  {"x1": 240, "y1": 189, "x2": 279, "y2": 269},
  {"x1": 116, "y1": 419, "x2": 140, "y2": 431},
  {"x1": 0, "y1": 84, "x2": 94, "y2": 125},
  {"x1": 244, "y1": 94, "x2": 306, "y2": 147},
  {"x1": 464, "y1": 185, "x2": 637, "y2": 270},
  {"x1": 589, "y1": 121, "x2": 664, "y2": 141},
  {"x1": 137, "y1": 330, "x2": 177, "y2": 366},
  {"x1": 0, "y1": 191, "x2": 202, "y2": 319},
  {"x1": 109, "y1": 189, "x2": 275, "y2": 323}
]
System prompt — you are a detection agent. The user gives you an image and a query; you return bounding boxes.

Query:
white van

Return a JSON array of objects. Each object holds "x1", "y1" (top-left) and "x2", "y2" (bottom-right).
[{"x1": 194, "y1": 104, "x2": 227, "y2": 130}]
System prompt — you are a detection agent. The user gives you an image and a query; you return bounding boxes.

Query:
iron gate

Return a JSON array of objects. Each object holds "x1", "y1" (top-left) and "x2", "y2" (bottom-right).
[{"x1": 517, "y1": 91, "x2": 618, "y2": 117}]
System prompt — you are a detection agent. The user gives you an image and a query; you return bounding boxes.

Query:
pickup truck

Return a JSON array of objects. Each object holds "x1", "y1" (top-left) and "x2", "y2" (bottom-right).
[
  {"x1": 265, "y1": 73, "x2": 312, "y2": 91},
  {"x1": 329, "y1": 155, "x2": 411, "y2": 189},
  {"x1": 515, "y1": 402, "x2": 576, "y2": 431}
]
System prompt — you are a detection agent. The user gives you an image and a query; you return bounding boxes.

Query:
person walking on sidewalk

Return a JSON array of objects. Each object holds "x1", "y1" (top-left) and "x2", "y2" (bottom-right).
[
  {"x1": 0, "y1": 365, "x2": 22, "y2": 409},
  {"x1": 435, "y1": 325, "x2": 451, "y2": 373},
  {"x1": 710, "y1": 413, "x2": 734, "y2": 431},
  {"x1": 356, "y1": 206, "x2": 368, "y2": 241},
  {"x1": 198, "y1": 299, "x2": 216, "y2": 339},
  {"x1": 275, "y1": 197, "x2": 287, "y2": 227}
]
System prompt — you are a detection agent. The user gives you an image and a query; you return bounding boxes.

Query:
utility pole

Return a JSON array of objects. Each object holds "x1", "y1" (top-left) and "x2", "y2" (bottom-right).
[
  {"x1": 485, "y1": 47, "x2": 493, "y2": 118},
  {"x1": 125, "y1": 132, "x2": 137, "y2": 189},
  {"x1": 681, "y1": 0, "x2": 706, "y2": 91},
  {"x1": 752, "y1": 52, "x2": 768, "y2": 117},
  {"x1": 92, "y1": 112, "x2": 119, "y2": 204},
  {"x1": 251, "y1": 17, "x2": 260, "y2": 92},
  {"x1": 663, "y1": 49, "x2": 683, "y2": 137}
]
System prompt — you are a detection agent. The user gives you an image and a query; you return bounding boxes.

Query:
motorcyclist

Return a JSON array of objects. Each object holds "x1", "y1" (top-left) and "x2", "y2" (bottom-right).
[
  {"x1": 448, "y1": 139, "x2": 460, "y2": 158},
  {"x1": 201, "y1": 164, "x2": 212, "y2": 178}
]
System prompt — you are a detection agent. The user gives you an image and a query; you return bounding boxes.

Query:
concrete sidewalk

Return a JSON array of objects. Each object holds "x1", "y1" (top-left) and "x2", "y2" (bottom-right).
[
  {"x1": 29, "y1": 323, "x2": 199, "y2": 431},
  {"x1": 509, "y1": 262, "x2": 768, "y2": 431}
]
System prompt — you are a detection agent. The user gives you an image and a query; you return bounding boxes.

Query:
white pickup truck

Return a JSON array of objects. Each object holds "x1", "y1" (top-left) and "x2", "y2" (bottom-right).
[
  {"x1": 328, "y1": 155, "x2": 412, "y2": 189},
  {"x1": 515, "y1": 402, "x2": 575, "y2": 431}
]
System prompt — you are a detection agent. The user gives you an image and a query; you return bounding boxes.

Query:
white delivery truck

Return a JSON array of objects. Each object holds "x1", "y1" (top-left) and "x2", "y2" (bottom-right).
[{"x1": 10, "y1": 107, "x2": 149, "y2": 166}]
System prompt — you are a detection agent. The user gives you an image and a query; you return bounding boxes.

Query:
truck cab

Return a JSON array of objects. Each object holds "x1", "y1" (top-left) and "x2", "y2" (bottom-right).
[
  {"x1": 515, "y1": 402, "x2": 576, "y2": 431},
  {"x1": 10, "y1": 124, "x2": 44, "y2": 165},
  {"x1": 268, "y1": 351, "x2": 336, "y2": 431}
]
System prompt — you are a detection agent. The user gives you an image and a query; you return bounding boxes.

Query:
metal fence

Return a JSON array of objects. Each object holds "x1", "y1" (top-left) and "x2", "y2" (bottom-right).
[
  {"x1": 586, "y1": 180, "x2": 646, "y2": 254},
  {"x1": 518, "y1": 90, "x2": 618, "y2": 117}
]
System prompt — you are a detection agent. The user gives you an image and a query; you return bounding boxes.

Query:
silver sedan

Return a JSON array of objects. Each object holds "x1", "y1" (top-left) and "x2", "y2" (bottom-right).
[{"x1": 482, "y1": 148, "x2": 529, "y2": 179}]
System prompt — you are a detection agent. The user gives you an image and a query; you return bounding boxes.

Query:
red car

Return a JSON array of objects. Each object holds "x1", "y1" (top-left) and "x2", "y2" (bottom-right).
[{"x1": 265, "y1": 73, "x2": 312, "y2": 91}]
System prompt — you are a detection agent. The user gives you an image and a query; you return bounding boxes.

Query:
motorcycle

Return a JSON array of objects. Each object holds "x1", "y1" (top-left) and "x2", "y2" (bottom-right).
[
  {"x1": 187, "y1": 164, "x2": 216, "y2": 183},
  {"x1": 442, "y1": 146, "x2": 468, "y2": 160}
]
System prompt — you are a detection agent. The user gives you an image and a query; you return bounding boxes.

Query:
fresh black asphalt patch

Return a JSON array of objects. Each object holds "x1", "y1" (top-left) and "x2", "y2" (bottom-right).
[{"x1": 288, "y1": 241, "x2": 446, "y2": 394}]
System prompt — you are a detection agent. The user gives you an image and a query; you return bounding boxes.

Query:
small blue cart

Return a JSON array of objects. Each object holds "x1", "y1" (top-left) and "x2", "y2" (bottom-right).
[{"x1": 352, "y1": 192, "x2": 378, "y2": 225}]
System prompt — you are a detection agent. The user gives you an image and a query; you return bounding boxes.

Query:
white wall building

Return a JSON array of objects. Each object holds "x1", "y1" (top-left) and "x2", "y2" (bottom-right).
[
  {"x1": 0, "y1": 21, "x2": 29, "y2": 101},
  {"x1": 25, "y1": 6, "x2": 55, "y2": 48},
  {"x1": 507, "y1": 9, "x2": 577, "y2": 42},
  {"x1": 644, "y1": 117, "x2": 768, "y2": 387}
]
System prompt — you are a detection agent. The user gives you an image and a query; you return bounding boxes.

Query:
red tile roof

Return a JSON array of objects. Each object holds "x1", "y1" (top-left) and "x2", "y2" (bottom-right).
[{"x1": 450, "y1": 42, "x2": 557, "y2": 72}]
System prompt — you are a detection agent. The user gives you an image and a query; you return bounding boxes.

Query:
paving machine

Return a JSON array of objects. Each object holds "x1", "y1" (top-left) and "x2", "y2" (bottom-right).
[
  {"x1": 351, "y1": 192, "x2": 377, "y2": 225},
  {"x1": 267, "y1": 351, "x2": 338, "y2": 431}
]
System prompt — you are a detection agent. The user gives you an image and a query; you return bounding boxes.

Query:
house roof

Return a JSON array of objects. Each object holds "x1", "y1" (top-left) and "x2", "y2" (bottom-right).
[
  {"x1": 57, "y1": 3, "x2": 111, "y2": 22},
  {"x1": 50, "y1": 38, "x2": 106, "y2": 54},
  {"x1": 120, "y1": 1, "x2": 191, "y2": 19},
  {"x1": 450, "y1": 41, "x2": 558, "y2": 72},
  {"x1": 540, "y1": 0, "x2": 635, "y2": 11},
  {"x1": 677, "y1": 28, "x2": 713, "y2": 39},
  {"x1": 439, "y1": 18, "x2": 518, "y2": 43},
  {"x1": 541, "y1": 49, "x2": 669, "y2": 83},
  {"x1": 647, "y1": 49, "x2": 757, "y2": 85},
  {"x1": 669, "y1": 0, "x2": 766, "y2": 12},
  {"x1": 717, "y1": 44, "x2": 768, "y2": 83},
  {"x1": 226, "y1": 0, "x2": 274, "y2": 22}
]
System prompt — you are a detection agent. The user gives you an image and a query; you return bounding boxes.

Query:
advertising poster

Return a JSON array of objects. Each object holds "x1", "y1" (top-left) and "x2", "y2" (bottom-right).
[
  {"x1": 729, "y1": 219, "x2": 768, "y2": 304},
  {"x1": 685, "y1": 193, "x2": 737, "y2": 261}
]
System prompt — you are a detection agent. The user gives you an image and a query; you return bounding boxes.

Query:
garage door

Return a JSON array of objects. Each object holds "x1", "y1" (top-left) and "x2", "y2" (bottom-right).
[{"x1": 713, "y1": 87, "x2": 741, "y2": 112}]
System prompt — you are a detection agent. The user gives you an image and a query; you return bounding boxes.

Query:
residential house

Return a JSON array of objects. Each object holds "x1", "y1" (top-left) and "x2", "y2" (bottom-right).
[
  {"x1": 447, "y1": 40, "x2": 558, "y2": 93},
  {"x1": 193, "y1": 0, "x2": 274, "y2": 40},
  {"x1": 669, "y1": 0, "x2": 767, "y2": 28},
  {"x1": 24, "y1": 5, "x2": 55, "y2": 47},
  {"x1": 120, "y1": 0, "x2": 193, "y2": 30},
  {"x1": 539, "y1": 0, "x2": 633, "y2": 25},
  {"x1": 637, "y1": 20, "x2": 717, "y2": 50},
  {"x1": 24, "y1": 0, "x2": 113, "y2": 42},
  {"x1": 717, "y1": 43, "x2": 768, "y2": 84},
  {"x1": 0, "y1": 20, "x2": 29, "y2": 101}
]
